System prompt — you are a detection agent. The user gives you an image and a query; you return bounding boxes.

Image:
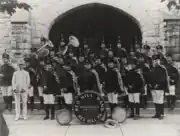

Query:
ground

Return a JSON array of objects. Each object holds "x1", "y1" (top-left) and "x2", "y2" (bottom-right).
[{"x1": 3, "y1": 110, "x2": 180, "y2": 136}]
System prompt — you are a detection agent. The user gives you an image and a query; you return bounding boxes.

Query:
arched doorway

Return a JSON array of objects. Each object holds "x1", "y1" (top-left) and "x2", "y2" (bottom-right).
[{"x1": 49, "y1": 3, "x2": 142, "y2": 52}]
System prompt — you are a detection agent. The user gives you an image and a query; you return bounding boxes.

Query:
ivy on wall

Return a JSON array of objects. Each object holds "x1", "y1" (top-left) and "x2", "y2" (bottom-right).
[
  {"x1": 161, "y1": 0, "x2": 180, "y2": 10},
  {"x1": 0, "y1": 0, "x2": 32, "y2": 15}
]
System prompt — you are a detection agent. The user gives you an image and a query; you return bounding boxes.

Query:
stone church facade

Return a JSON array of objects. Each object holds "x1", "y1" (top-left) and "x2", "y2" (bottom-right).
[{"x1": 0, "y1": 0, "x2": 179, "y2": 63}]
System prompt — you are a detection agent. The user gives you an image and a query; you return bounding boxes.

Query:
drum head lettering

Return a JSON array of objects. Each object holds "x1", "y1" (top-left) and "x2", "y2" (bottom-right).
[{"x1": 74, "y1": 91, "x2": 105, "y2": 124}]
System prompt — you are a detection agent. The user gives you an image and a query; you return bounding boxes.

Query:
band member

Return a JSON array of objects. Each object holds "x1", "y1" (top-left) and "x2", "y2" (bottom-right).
[
  {"x1": 12, "y1": 60, "x2": 30, "y2": 121},
  {"x1": 82, "y1": 39, "x2": 91, "y2": 58},
  {"x1": 58, "y1": 34, "x2": 67, "y2": 56},
  {"x1": 29, "y1": 48, "x2": 39, "y2": 70},
  {"x1": 53, "y1": 57, "x2": 66, "y2": 109},
  {"x1": 99, "y1": 38, "x2": 108, "y2": 59},
  {"x1": 78, "y1": 60, "x2": 101, "y2": 93},
  {"x1": 105, "y1": 59, "x2": 124, "y2": 118},
  {"x1": 94, "y1": 56, "x2": 107, "y2": 84},
  {"x1": 165, "y1": 53, "x2": 179, "y2": 110},
  {"x1": 149, "y1": 55, "x2": 169, "y2": 120},
  {"x1": 134, "y1": 41, "x2": 142, "y2": 58},
  {"x1": 120, "y1": 55, "x2": 129, "y2": 109},
  {"x1": 115, "y1": 36, "x2": 128, "y2": 59},
  {"x1": 42, "y1": 61, "x2": 58, "y2": 120},
  {"x1": 0, "y1": 53, "x2": 15, "y2": 111},
  {"x1": 142, "y1": 43, "x2": 153, "y2": 68},
  {"x1": 124, "y1": 57, "x2": 144, "y2": 120},
  {"x1": 61, "y1": 60, "x2": 77, "y2": 112},
  {"x1": 137, "y1": 53, "x2": 151, "y2": 109},
  {"x1": 156, "y1": 44, "x2": 167, "y2": 66},
  {"x1": 24, "y1": 58, "x2": 38, "y2": 111},
  {"x1": 37, "y1": 57, "x2": 47, "y2": 109},
  {"x1": 76, "y1": 53, "x2": 85, "y2": 77}
]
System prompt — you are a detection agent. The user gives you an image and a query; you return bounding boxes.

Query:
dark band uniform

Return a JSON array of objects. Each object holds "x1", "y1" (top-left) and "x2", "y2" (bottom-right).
[
  {"x1": 0, "y1": 53, "x2": 15, "y2": 111},
  {"x1": 165, "y1": 55, "x2": 179, "y2": 109},
  {"x1": 78, "y1": 60, "x2": 98, "y2": 92},
  {"x1": 149, "y1": 55, "x2": 169, "y2": 119},
  {"x1": 124, "y1": 58, "x2": 144, "y2": 118},
  {"x1": 142, "y1": 44, "x2": 153, "y2": 68}
]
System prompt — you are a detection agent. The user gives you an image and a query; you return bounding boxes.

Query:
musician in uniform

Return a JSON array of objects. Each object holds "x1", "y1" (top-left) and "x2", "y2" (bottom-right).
[
  {"x1": 94, "y1": 56, "x2": 107, "y2": 84},
  {"x1": 114, "y1": 36, "x2": 128, "y2": 59},
  {"x1": 165, "y1": 53, "x2": 179, "y2": 110},
  {"x1": 24, "y1": 58, "x2": 38, "y2": 111},
  {"x1": 42, "y1": 60, "x2": 59, "y2": 120},
  {"x1": 82, "y1": 39, "x2": 91, "y2": 58},
  {"x1": 137, "y1": 53, "x2": 151, "y2": 109},
  {"x1": 124, "y1": 57, "x2": 144, "y2": 120},
  {"x1": 0, "y1": 53, "x2": 15, "y2": 111},
  {"x1": 142, "y1": 43, "x2": 153, "y2": 68},
  {"x1": 76, "y1": 53, "x2": 85, "y2": 77},
  {"x1": 37, "y1": 57, "x2": 46, "y2": 109},
  {"x1": 78, "y1": 60, "x2": 103, "y2": 94},
  {"x1": 149, "y1": 55, "x2": 169, "y2": 120},
  {"x1": 99, "y1": 39, "x2": 108, "y2": 59},
  {"x1": 12, "y1": 60, "x2": 30, "y2": 121},
  {"x1": 105, "y1": 59, "x2": 124, "y2": 118},
  {"x1": 156, "y1": 45, "x2": 167, "y2": 66},
  {"x1": 61, "y1": 60, "x2": 77, "y2": 113}
]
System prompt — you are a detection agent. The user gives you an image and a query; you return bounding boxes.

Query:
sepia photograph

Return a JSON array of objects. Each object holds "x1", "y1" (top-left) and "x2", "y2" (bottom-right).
[{"x1": 0, "y1": 0, "x2": 180, "y2": 136}]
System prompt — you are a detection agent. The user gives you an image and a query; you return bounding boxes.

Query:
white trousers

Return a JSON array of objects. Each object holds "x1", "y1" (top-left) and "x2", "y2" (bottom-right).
[
  {"x1": 1, "y1": 86, "x2": 12, "y2": 96},
  {"x1": 38, "y1": 87, "x2": 43, "y2": 97},
  {"x1": 107, "y1": 93, "x2": 118, "y2": 104},
  {"x1": 14, "y1": 92, "x2": 28, "y2": 118},
  {"x1": 128, "y1": 93, "x2": 140, "y2": 103},
  {"x1": 43, "y1": 94, "x2": 55, "y2": 104},
  {"x1": 27, "y1": 86, "x2": 34, "y2": 97},
  {"x1": 166, "y1": 85, "x2": 175, "y2": 96},
  {"x1": 64, "y1": 93, "x2": 73, "y2": 104},
  {"x1": 151, "y1": 90, "x2": 164, "y2": 104}
]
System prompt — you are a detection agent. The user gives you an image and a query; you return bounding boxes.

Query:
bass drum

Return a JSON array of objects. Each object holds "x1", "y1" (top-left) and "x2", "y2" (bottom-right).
[
  {"x1": 56, "y1": 109, "x2": 72, "y2": 125},
  {"x1": 74, "y1": 91, "x2": 106, "y2": 124},
  {"x1": 112, "y1": 106, "x2": 127, "y2": 123}
]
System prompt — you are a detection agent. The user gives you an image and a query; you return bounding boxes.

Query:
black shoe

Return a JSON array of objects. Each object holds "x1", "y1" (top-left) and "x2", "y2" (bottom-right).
[
  {"x1": 134, "y1": 115, "x2": 140, "y2": 120},
  {"x1": 43, "y1": 116, "x2": 49, "y2": 120},
  {"x1": 152, "y1": 114, "x2": 158, "y2": 118},
  {"x1": 158, "y1": 115, "x2": 164, "y2": 120},
  {"x1": 128, "y1": 114, "x2": 134, "y2": 118},
  {"x1": 51, "y1": 116, "x2": 55, "y2": 120}
]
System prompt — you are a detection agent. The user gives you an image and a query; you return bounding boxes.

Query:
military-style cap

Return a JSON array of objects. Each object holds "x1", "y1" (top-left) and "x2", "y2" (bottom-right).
[
  {"x1": 136, "y1": 53, "x2": 144, "y2": 59},
  {"x1": 60, "y1": 34, "x2": 65, "y2": 46},
  {"x1": 128, "y1": 57, "x2": 137, "y2": 65},
  {"x1": 31, "y1": 48, "x2": 37, "y2": 52},
  {"x1": 107, "y1": 58, "x2": 115, "y2": 63},
  {"x1": 24, "y1": 57, "x2": 30, "y2": 62},
  {"x1": 143, "y1": 41, "x2": 150, "y2": 50},
  {"x1": 2, "y1": 53, "x2": 9, "y2": 59},
  {"x1": 156, "y1": 45, "x2": 163, "y2": 50},
  {"x1": 84, "y1": 59, "x2": 91, "y2": 65},
  {"x1": 152, "y1": 55, "x2": 161, "y2": 60},
  {"x1": 166, "y1": 53, "x2": 172, "y2": 58}
]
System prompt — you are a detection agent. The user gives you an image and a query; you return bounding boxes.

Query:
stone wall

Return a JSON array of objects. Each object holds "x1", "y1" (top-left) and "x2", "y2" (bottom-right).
[{"x1": 0, "y1": 0, "x2": 177, "y2": 63}]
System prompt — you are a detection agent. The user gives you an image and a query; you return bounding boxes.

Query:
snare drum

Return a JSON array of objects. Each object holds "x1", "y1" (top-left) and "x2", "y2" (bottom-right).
[
  {"x1": 112, "y1": 106, "x2": 127, "y2": 123},
  {"x1": 56, "y1": 109, "x2": 72, "y2": 125},
  {"x1": 74, "y1": 91, "x2": 106, "y2": 124}
]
